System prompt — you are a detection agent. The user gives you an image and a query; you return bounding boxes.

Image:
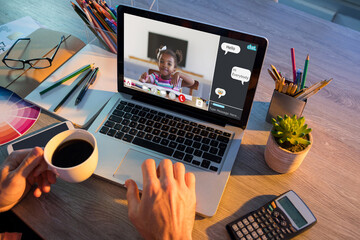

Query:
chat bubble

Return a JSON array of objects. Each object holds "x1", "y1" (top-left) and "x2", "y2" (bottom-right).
[
  {"x1": 231, "y1": 67, "x2": 251, "y2": 85},
  {"x1": 221, "y1": 42, "x2": 241, "y2": 55},
  {"x1": 215, "y1": 88, "x2": 226, "y2": 98}
]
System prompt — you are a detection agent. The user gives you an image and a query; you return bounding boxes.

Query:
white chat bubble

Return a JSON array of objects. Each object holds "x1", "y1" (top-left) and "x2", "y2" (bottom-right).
[
  {"x1": 221, "y1": 42, "x2": 241, "y2": 55},
  {"x1": 231, "y1": 67, "x2": 251, "y2": 85},
  {"x1": 215, "y1": 88, "x2": 226, "y2": 98}
]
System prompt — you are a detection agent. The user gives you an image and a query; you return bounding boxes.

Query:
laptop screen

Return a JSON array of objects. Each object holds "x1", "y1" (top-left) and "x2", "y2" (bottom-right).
[{"x1": 118, "y1": 6, "x2": 267, "y2": 128}]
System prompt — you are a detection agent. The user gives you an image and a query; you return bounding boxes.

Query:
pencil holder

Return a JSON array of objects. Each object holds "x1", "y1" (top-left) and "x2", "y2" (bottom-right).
[{"x1": 266, "y1": 90, "x2": 307, "y2": 123}]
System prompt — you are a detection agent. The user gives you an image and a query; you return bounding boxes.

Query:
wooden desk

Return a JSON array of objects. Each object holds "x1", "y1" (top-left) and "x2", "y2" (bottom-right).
[{"x1": 1, "y1": 0, "x2": 359, "y2": 239}]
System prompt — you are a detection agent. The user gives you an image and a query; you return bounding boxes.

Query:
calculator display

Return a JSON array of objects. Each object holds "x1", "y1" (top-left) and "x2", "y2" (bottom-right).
[{"x1": 278, "y1": 196, "x2": 307, "y2": 228}]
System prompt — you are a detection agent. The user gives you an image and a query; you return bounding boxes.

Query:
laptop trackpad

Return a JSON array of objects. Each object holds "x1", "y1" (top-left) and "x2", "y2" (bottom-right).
[{"x1": 113, "y1": 149, "x2": 163, "y2": 190}]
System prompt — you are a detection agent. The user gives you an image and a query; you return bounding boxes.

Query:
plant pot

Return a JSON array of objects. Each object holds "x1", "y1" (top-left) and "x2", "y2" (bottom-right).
[{"x1": 264, "y1": 132, "x2": 313, "y2": 173}]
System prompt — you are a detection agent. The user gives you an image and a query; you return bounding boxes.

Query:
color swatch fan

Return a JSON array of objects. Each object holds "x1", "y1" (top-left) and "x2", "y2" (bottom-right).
[{"x1": 0, "y1": 87, "x2": 40, "y2": 145}]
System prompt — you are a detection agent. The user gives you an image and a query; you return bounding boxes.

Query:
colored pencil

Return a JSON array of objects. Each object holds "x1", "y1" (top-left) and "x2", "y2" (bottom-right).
[
  {"x1": 85, "y1": 3, "x2": 117, "y2": 53},
  {"x1": 71, "y1": 2, "x2": 110, "y2": 52},
  {"x1": 40, "y1": 64, "x2": 94, "y2": 95},
  {"x1": 301, "y1": 54, "x2": 309, "y2": 90},
  {"x1": 291, "y1": 48, "x2": 296, "y2": 83},
  {"x1": 271, "y1": 64, "x2": 281, "y2": 80},
  {"x1": 267, "y1": 69, "x2": 277, "y2": 81}
]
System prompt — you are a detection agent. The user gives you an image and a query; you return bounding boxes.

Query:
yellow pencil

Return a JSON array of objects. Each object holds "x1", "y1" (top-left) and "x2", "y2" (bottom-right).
[
  {"x1": 290, "y1": 84, "x2": 298, "y2": 95},
  {"x1": 271, "y1": 64, "x2": 281, "y2": 80},
  {"x1": 287, "y1": 83, "x2": 293, "y2": 94},
  {"x1": 282, "y1": 83, "x2": 288, "y2": 93},
  {"x1": 278, "y1": 80, "x2": 284, "y2": 92}
]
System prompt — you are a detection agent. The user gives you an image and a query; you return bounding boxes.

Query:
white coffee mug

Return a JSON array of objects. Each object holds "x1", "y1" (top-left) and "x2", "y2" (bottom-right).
[{"x1": 44, "y1": 129, "x2": 98, "y2": 183}]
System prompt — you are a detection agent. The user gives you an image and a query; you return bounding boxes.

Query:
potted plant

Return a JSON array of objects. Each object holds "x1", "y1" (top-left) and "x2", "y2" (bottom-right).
[{"x1": 264, "y1": 114, "x2": 313, "y2": 173}]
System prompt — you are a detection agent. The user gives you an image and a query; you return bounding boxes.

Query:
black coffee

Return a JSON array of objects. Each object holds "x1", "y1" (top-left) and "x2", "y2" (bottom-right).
[{"x1": 52, "y1": 139, "x2": 94, "y2": 168}]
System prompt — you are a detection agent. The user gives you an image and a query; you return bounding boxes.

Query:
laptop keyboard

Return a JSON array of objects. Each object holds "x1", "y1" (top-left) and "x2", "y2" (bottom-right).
[{"x1": 99, "y1": 100, "x2": 232, "y2": 172}]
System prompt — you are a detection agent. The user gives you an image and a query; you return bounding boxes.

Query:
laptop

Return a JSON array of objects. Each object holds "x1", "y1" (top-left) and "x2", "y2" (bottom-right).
[{"x1": 88, "y1": 5, "x2": 268, "y2": 217}]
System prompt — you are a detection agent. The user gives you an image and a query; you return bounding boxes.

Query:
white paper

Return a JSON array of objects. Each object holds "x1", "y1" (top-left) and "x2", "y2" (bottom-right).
[
  {"x1": 0, "y1": 16, "x2": 42, "y2": 54},
  {"x1": 25, "y1": 44, "x2": 117, "y2": 127}
]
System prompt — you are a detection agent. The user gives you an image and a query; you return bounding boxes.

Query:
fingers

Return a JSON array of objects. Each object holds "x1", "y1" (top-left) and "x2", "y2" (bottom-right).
[
  {"x1": 33, "y1": 175, "x2": 43, "y2": 198},
  {"x1": 33, "y1": 187, "x2": 42, "y2": 198},
  {"x1": 41, "y1": 172, "x2": 51, "y2": 193},
  {"x1": 125, "y1": 179, "x2": 140, "y2": 221},
  {"x1": 141, "y1": 159, "x2": 158, "y2": 185},
  {"x1": 16, "y1": 147, "x2": 44, "y2": 178},
  {"x1": 47, "y1": 171, "x2": 57, "y2": 184},
  {"x1": 33, "y1": 171, "x2": 56, "y2": 198},
  {"x1": 32, "y1": 158, "x2": 49, "y2": 177},
  {"x1": 158, "y1": 159, "x2": 174, "y2": 181},
  {"x1": 185, "y1": 172, "x2": 196, "y2": 192},
  {"x1": 173, "y1": 162, "x2": 185, "y2": 182}
]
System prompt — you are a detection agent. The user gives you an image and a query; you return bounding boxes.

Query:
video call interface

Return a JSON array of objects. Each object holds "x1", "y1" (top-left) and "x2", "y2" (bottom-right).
[{"x1": 123, "y1": 13, "x2": 258, "y2": 120}]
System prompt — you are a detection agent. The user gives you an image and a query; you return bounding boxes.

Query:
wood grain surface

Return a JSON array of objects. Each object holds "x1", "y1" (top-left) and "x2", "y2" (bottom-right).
[{"x1": 1, "y1": 0, "x2": 359, "y2": 239}]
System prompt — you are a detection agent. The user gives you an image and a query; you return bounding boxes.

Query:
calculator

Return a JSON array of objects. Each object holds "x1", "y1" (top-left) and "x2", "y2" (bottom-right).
[{"x1": 226, "y1": 190, "x2": 317, "y2": 240}]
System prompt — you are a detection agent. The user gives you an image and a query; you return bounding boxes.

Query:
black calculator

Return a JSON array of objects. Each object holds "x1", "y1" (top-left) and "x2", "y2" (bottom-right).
[{"x1": 226, "y1": 190, "x2": 317, "y2": 240}]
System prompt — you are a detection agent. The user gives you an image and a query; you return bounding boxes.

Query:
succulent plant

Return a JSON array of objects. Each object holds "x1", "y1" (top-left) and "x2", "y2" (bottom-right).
[{"x1": 271, "y1": 115, "x2": 312, "y2": 146}]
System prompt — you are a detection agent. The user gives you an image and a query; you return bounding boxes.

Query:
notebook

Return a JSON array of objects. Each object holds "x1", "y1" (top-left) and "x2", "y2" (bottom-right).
[
  {"x1": 87, "y1": 5, "x2": 268, "y2": 217},
  {"x1": 25, "y1": 44, "x2": 118, "y2": 128}
]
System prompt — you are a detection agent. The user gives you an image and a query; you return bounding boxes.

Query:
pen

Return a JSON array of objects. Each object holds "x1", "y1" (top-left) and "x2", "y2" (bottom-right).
[
  {"x1": 291, "y1": 48, "x2": 296, "y2": 83},
  {"x1": 53, "y1": 68, "x2": 93, "y2": 112},
  {"x1": 40, "y1": 63, "x2": 93, "y2": 95},
  {"x1": 301, "y1": 54, "x2": 309, "y2": 90},
  {"x1": 75, "y1": 67, "x2": 99, "y2": 105}
]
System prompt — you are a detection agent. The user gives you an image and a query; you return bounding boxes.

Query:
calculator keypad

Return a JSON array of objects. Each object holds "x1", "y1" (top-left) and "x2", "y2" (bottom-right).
[{"x1": 227, "y1": 201, "x2": 297, "y2": 240}]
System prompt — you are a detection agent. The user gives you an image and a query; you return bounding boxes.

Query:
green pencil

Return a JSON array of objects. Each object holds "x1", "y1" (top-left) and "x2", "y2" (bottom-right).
[
  {"x1": 301, "y1": 54, "x2": 309, "y2": 90},
  {"x1": 39, "y1": 63, "x2": 93, "y2": 95}
]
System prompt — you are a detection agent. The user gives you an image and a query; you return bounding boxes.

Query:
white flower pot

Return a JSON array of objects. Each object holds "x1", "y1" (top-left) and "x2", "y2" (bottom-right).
[{"x1": 264, "y1": 132, "x2": 313, "y2": 173}]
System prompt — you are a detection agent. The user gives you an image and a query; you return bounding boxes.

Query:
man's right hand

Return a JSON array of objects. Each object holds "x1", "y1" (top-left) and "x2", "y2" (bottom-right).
[{"x1": 126, "y1": 159, "x2": 196, "y2": 240}]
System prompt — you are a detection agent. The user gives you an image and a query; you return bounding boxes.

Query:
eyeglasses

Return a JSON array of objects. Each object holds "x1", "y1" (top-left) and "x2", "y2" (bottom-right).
[{"x1": 2, "y1": 35, "x2": 65, "y2": 69}]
